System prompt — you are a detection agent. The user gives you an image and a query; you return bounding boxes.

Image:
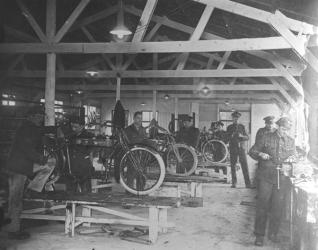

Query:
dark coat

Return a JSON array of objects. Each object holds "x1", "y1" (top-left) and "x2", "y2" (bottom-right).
[
  {"x1": 176, "y1": 126, "x2": 200, "y2": 148},
  {"x1": 113, "y1": 100, "x2": 126, "y2": 129},
  {"x1": 226, "y1": 123, "x2": 249, "y2": 149},
  {"x1": 124, "y1": 124, "x2": 147, "y2": 145},
  {"x1": 255, "y1": 127, "x2": 276, "y2": 145},
  {"x1": 249, "y1": 130, "x2": 296, "y2": 183},
  {"x1": 7, "y1": 120, "x2": 43, "y2": 176}
]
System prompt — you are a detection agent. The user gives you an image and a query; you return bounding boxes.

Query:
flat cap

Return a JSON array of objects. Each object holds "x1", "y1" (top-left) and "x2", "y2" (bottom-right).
[
  {"x1": 183, "y1": 115, "x2": 193, "y2": 122},
  {"x1": 276, "y1": 117, "x2": 292, "y2": 129},
  {"x1": 263, "y1": 116, "x2": 275, "y2": 124},
  {"x1": 231, "y1": 111, "x2": 241, "y2": 118}
]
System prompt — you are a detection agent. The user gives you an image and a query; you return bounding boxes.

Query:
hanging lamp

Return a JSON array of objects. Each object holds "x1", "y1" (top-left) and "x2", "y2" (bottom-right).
[{"x1": 110, "y1": 0, "x2": 132, "y2": 39}]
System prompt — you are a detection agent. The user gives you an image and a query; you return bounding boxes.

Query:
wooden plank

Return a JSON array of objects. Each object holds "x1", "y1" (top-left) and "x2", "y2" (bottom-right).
[
  {"x1": 176, "y1": 6, "x2": 214, "y2": 70},
  {"x1": 148, "y1": 207, "x2": 159, "y2": 243},
  {"x1": 271, "y1": 79, "x2": 297, "y2": 106},
  {"x1": 16, "y1": 0, "x2": 47, "y2": 42},
  {"x1": 0, "y1": 37, "x2": 294, "y2": 54},
  {"x1": 3, "y1": 68, "x2": 288, "y2": 78},
  {"x1": 21, "y1": 214, "x2": 65, "y2": 221},
  {"x1": 158, "y1": 208, "x2": 168, "y2": 233},
  {"x1": 83, "y1": 205, "x2": 146, "y2": 221},
  {"x1": 269, "y1": 11, "x2": 318, "y2": 74},
  {"x1": 76, "y1": 217, "x2": 149, "y2": 227},
  {"x1": 193, "y1": 0, "x2": 317, "y2": 35},
  {"x1": 54, "y1": 0, "x2": 91, "y2": 42},
  {"x1": 132, "y1": 0, "x2": 158, "y2": 42},
  {"x1": 217, "y1": 51, "x2": 231, "y2": 70}
]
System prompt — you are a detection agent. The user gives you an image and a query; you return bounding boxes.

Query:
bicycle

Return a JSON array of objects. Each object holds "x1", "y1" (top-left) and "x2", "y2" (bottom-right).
[
  {"x1": 148, "y1": 121, "x2": 198, "y2": 176},
  {"x1": 199, "y1": 130, "x2": 229, "y2": 164},
  {"x1": 101, "y1": 121, "x2": 166, "y2": 195}
]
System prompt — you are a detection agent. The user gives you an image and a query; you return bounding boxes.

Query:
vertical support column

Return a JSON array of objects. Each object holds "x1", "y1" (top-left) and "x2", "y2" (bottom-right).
[
  {"x1": 152, "y1": 90, "x2": 157, "y2": 119},
  {"x1": 71, "y1": 202, "x2": 76, "y2": 237},
  {"x1": 45, "y1": 0, "x2": 56, "y2": 126},
  {"x1": 148, "y1": 207, "x2": 159, "y2": 243},
  {"x1": 45, "y1": 53, "x2": 56, "y2": 126},
  {"x1": 116, "y1": 75, "x2": 121, "y2": 102},
  {"x1": 174, "y1": 97, "x2": 178, "y2": 132}
]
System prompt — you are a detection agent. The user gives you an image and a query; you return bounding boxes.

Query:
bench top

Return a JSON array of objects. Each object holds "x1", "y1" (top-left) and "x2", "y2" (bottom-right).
[
  {"x1": 163, "y1": 174, "x2": 226, "y2": 183},
  {"x1": 24, "y1": 191, "x2": 181, "y2": 208}
]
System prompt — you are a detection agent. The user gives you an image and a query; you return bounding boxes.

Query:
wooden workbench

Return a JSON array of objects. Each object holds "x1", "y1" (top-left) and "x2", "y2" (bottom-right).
[{"x1": 22, "y1": 191, "x2": 180, "y2": 243}]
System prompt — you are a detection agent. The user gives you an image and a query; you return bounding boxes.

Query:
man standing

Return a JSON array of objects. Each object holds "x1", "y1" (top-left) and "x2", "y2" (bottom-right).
[
  {"x1": 226, "y1": 111, "x2": 251, "y2": 188},
  {"x1": 176, "y1": 115, "x2": 200, "y2": 149},
  {"x1": 255, "y1": 116, "x2": 276, "y2": 144},
  {"x1": 249, "y1": 117, "x2": 296, "y2": 246},
  {"x1": 6, "y1": 106, "x2": 53, "y2": 240}
]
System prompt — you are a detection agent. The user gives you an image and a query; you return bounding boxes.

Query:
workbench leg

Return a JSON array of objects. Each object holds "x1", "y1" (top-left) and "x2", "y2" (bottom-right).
[
  {"x1": 158, "y1": 208, "x2": 168, "y2": 233},
  {"x1": 196, "y1": 183, "x2": 203, "y2": 198},
  {"x1": 149, "y1": 207, "x2": 159, "y2": 243},
  {"x1": 65, "y1": 204, "x2": 71, "y2": 235},
  {"x1": 81, "y1": 206, "x2": 91, "y2": 227},
  {"x1": 71, "y1": 203, "x2": 76, "y2": 237},
  {"x1": 188, "y1": 182, "x2": 195, "y2": 197}
]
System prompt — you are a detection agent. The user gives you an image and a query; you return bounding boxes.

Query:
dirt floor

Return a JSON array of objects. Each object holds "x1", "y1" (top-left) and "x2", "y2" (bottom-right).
[{"x1": 0, "y1": 183, "x2": 290, "y2": 250}]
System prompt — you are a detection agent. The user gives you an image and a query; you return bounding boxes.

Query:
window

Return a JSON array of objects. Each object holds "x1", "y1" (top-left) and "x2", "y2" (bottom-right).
[
  {"x1": 2, "y1": 94, "x2": 16, "y2": 106},
  {"x1": 141, "y1": 111, "x2": 158, "y2": 127},
  {"x1": 40, "y1": 99, "x2": 63, "y2": 113},
  {"x1": 84, "y1": 105, "x2": 97, "y2": 129}
]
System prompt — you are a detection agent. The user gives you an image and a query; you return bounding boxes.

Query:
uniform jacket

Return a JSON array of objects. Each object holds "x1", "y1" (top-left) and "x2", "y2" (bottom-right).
[
  {"x1": 176, "y1": 126, "x2": 200, "y2": 148},
  {"x1": 226, "y1": 123, "x2": 249, "y2": 149},
  {"x1": 255, "y1": 127, "x2": 276, "y2": 145},
  {"x1": 249, "y1": 130, "x2": 296, "y2": 183},
  {"x1": 124, "y1": 124, "x2": 147, "y2": 145},
  {"x1": 7, "y1": 120, "x2": 43, "y2": 176}
]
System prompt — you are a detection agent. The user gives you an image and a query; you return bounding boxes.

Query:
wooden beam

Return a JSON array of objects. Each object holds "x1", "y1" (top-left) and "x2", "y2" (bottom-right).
[
  {"x1": 81, "y1": 27, "x2": 116, "y2": 70},
  {"x1": 54, "y1": 0, "x2": 91, "y2": 42},
  {"x1": 217, "y1": 51, "x2": 231, "y2": 70},
  {"x1": 269, "y1": 10, "x2": 318, "y2": 74},
  {"x1": 176, "y1": 6, "x2": 214, "y2": 70},
  {"x1": 271, "y1": 79, "x2": 296, "y2": 106},
  {"x1": 0, "y1": 37, "x2": 297, "y2": 54},
  {"x1": 46, "y1": 0, "x2": 56, "y2": 41},
  {"x1": 192, "y1": 0, "x2": 318, "y2": 35},
  {"x1": 132, "y1": 0, "x2": 158, "y2": 42},
  {"x1": 4, "y1": 69, "x2": 286, "y2": 78},
  {"x1": 56, "y1": 84, "x2": 277, "y2": 92},
  {"x1": 4, "y1": 26, "x2": 38, "y2": 42},
  {"x1": 16, "y1": 0, "x2": 47, "y2": 42}
]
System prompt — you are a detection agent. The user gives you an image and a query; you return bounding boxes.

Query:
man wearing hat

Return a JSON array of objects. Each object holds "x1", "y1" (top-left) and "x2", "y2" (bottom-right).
[
  {"x1": 255, "y1": 116, "x2": 276, "y2": 144},
  {"x1": 176, "y1": 115, "x2": 200, "y2": 149},
  {"x1": 226, "y1": 111, "x2": 251, "y2": 188},
  {"x1": 249, "y1": 117, "x2": 296, "y2": 246},
  {"x1": 214, "y1": 121, "x2": 227, "y2": 143},
  {"x1": 6, "y1": 106, "x2": 53, "y2": 240}
]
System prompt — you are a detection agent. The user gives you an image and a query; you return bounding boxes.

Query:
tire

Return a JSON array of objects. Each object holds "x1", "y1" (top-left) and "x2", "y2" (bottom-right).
[
  {"x1": 119, "y1": 146, "x2": 165, "y2": 195},
  {"x1": 202, "y1": 139, "x2": 228, "y2": 163},
  {"x1": 166, "y1": 143, "x2": 198, "y2": 176}
]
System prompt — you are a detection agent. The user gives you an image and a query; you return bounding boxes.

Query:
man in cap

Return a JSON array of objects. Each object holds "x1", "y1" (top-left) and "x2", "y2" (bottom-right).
[
  {"x1": 255, "y1": 116, "x2": 276, "y2": 144},
  {"x1": 214, "y1": 121, "x2": 227, "y2": 143},
  {"x1": 176, "y1": 115, "x2": 200, "y2": 149},
  {"x1": 249, "y1": 117, "x2": 296, "y2": 246},
  {"x1": 6, "y1": 106, "x2": 53, "y2": 240},
  {"x1": 226, "y1": 111, "x2": 251, "y2": 188}
]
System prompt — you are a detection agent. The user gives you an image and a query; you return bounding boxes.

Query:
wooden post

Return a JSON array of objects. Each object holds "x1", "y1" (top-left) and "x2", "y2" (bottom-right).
[
  {"x1": 152, "y1": 90, "x2": 157, "y2": 119},
  {"x1": 45, "y1": 0, "x2": 56, "y2": 126},
  {"x1": 116, "y1": 76, "x2": 121, "y2": 101},
  {"x1": 174, "y1": 97, "x2": 178, "y2": 132},
  {"x1": 148, "y1": 207, "x2": 159, "y2": 243},
  {"x1": 158, "y1": 208, "x2": 168, "y2": 233},
  {"x1": 71, "y1": 202, "x2": 76, "y2": 237}
]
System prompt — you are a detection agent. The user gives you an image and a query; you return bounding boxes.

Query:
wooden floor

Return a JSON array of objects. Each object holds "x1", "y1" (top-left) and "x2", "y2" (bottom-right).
[{"x1": 1, "y1": 183, "x2": 290, "y2": 250}]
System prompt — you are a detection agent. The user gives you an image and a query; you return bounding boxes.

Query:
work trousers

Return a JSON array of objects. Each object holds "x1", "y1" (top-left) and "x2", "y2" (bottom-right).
[
  {"x1": 254, "y1": 177, "x2": 288, "y2": 237},
  {"x1": 229, "y1": 146, "x2": 250, "y2": 186},
  {"x1": 7, "y1": 164, "x2": 54, "y2": 232}
]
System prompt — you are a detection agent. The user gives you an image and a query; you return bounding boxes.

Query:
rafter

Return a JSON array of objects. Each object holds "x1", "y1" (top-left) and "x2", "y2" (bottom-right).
[
  {"x1": 3, "y1": 69, "x2": 286, "y2": 78},
  {"x1": 4, "y1": 26, "x2": 38, "y2": 42},
  {"x1": 269, "y1": 10, "x2": 318, "y2": 74},
  {"x1": 54, "y1": 0, "x2": 91, "y2": 42},
  {"x1": 217, "y1": 51, "x2": 231, "y2": 70},
  {"x1": 176, "y1": 6, "x2": 214, "y2": 70},
  {"x1": 16, "y1": 0, "x2": 47, "y2": 42},
  {"x1": 0, "y1": 37, "x2": 300, "y2": 54},
  {"x1": 192, "y1": 0, "x2": 318, "y2": 35}
]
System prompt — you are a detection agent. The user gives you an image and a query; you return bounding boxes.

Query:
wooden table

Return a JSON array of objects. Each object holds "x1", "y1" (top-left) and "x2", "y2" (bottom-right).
[{"x1": 22, "y1": 192, "x2": 180, "y2": 243}]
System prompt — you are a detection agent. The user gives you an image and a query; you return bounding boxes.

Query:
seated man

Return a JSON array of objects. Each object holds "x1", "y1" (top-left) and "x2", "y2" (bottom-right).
[
  {"x1": 176, "y1": 115, "x2": 200, "y2": 149},
  {"x1": 58, "y1": 115, "x2": 94, "y2": 193},
  {"x1": 124, "y1": 111, "x2": 147, "y2": 145}
]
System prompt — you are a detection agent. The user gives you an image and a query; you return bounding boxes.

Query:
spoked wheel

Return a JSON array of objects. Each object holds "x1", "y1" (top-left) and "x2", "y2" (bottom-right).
[
  {"x1": 166, "y1": 143, "x2": 198, "y2": 176},
  {"x1": 202, "y1": 139, "x2": 228, "y2": 164},
  {"x1": 120, "y1": 146, "x2": 165, "y2": 195}
]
